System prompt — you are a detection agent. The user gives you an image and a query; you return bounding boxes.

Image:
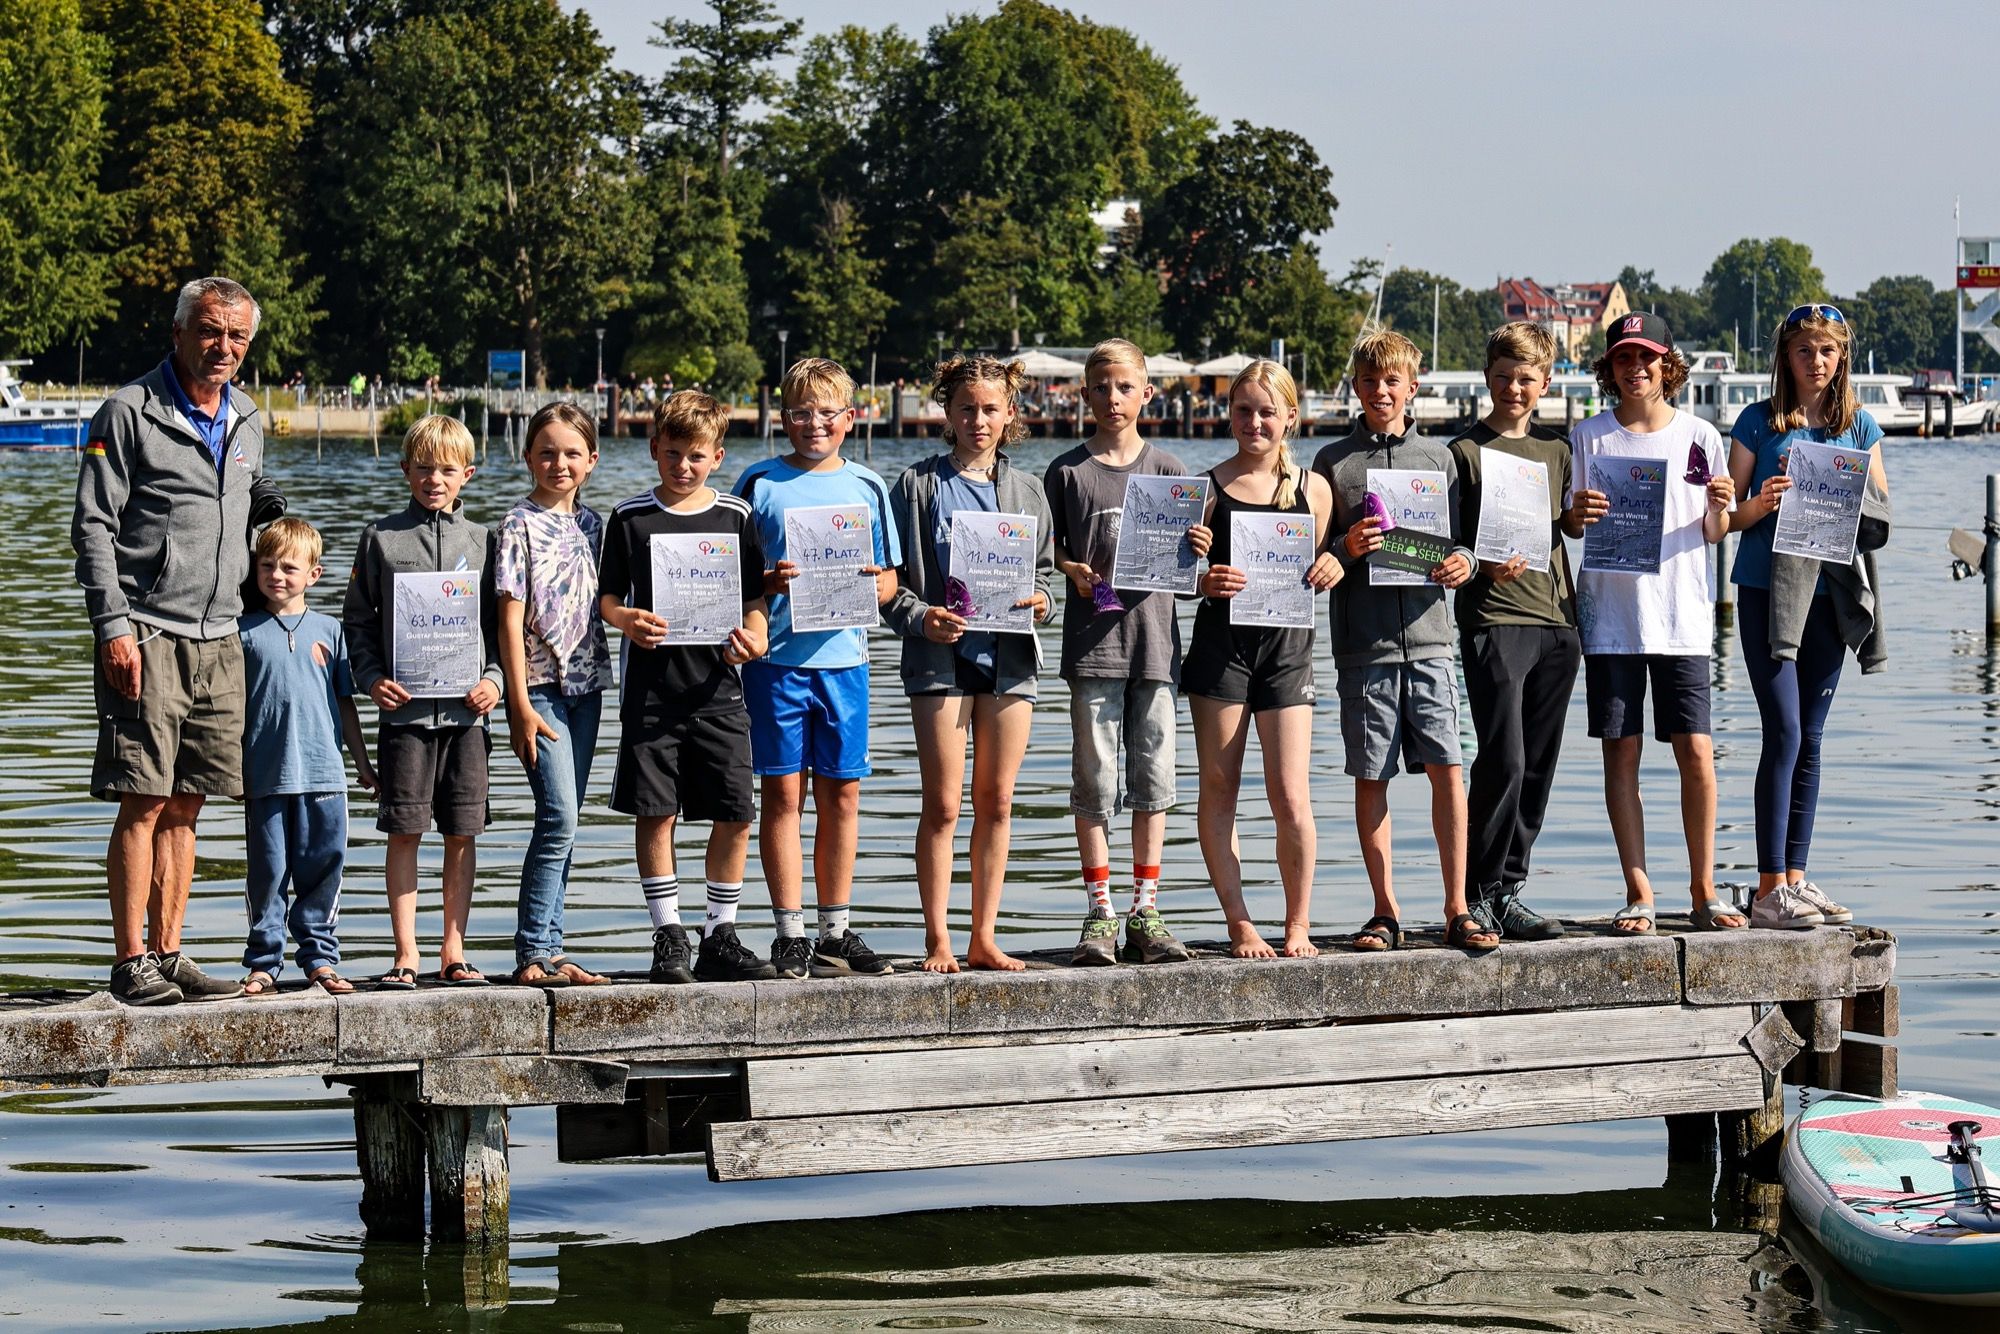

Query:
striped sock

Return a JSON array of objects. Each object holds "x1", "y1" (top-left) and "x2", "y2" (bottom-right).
[
  {"x1": 1083, "y1": 866, "x2": 1113, "y2": 917},
  {"x1": 817, "y1": 902, "x2": 850, "y2": 939},
  {"x1": 704, "y1": 881, "x2": 743, "y2": 932},
  {"x1": 641, "y1": 876, "x2": 680, "y2": 929},
  {"x1": 1131, "y1": 865, "x2": 1160, "y2": 914},
  {"x1": 772, "y1": 907, "x2": 806, "y2": 939}
]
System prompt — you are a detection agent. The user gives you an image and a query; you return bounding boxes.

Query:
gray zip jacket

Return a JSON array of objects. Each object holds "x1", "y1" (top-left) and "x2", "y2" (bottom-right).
[
  {"x1": 883, "y1": 453, "x2": 1056, "y2": 697},
  {"x1": 72, "y1": 363, "x2": 265, "y2": 642},
  {"x1": 342, "y1": 500, "x2": 504, "y2": 729},
  {"x1": 1310, "y1": 426, "x2": 1475, "y2": 667}
]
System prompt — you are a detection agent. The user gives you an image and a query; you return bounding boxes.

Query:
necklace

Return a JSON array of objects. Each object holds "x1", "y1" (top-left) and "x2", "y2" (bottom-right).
[
  {"x1": 275, "y1": 611, "x2": 308, "y2": 653},
  {"x1": 951, "y1": 451, "x2": 996, "y2": 477}
]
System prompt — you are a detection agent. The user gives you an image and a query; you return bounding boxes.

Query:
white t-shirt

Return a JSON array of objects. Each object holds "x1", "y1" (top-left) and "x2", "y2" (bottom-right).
[{"x1": 1570, "y1": 408, "x2": 1726, "y2": 655}]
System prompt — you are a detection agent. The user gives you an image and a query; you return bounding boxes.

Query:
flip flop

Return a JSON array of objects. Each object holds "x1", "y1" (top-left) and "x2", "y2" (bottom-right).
[
  {"x1": 1690, "y1": 899, "x2": 1748, "y2": 931},
  {"x1": 438, "y1": 961, "x2": 488, "y2": 987},
  {"x1": 308, "y1": 967, "x2": 355, "y2": 995},
  {"x1": 548, "y1": 956, "x2": 606, "y2": 985},
  {"x1": 376, "y1": 967, "x2": 417, "y2": 991},
  {"x1": 240, "y1": 970, "x2": 277, "y2": 997},
  {"x1": 1445, "y1": 912, "x2": 1500, "y2": 954},
  {"x1": 1612, "y1": 901, "x2": 1657, "y2": 933},
  {"x1": 1351, "y1": 914, "x2": 1401, "y2": 952},
  {"x1": 510, "y1": 960, "x2": 571, "y2": 989}
]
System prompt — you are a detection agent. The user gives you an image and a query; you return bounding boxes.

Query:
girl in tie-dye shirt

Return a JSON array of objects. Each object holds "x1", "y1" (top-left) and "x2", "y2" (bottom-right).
[{"x1": 496, "y1": 402, "x2": 613, "y2": 986}]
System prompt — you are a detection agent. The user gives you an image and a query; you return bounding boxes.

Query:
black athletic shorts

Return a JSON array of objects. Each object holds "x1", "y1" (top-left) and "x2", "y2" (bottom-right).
[
  {"x1": 376, "y1": 723, "x2": 490, "y2": 836},
  {"x1": 610, "y1": 710, "x2": 756, "y2": 821},
  {"x1": 1584, "y1": 652, "x2": 1711, "y2": 741},
  {"x1": 1180, "y1": 616, "x2": 1317, "y2": 712}
]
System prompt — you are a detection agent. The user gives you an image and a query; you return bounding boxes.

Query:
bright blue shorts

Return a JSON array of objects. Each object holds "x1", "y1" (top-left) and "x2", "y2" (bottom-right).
[{"x1": 742, "y1": 660, "x2": 871, "y2": 779}]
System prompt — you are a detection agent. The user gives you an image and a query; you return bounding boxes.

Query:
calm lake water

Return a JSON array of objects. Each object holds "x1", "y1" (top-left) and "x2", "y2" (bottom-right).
[{"x1": 2, "y1": 429, "x2": 1996, "y2": 1331}]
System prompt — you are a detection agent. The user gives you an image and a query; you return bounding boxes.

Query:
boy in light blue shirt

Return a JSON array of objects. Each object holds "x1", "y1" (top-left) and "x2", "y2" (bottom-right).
[
  {"x1": 733, "y1": 358, "x2": 900, "y2": 979},
  {"x1": 239, "y1": 518, "x2": 376, "y2": 994}
]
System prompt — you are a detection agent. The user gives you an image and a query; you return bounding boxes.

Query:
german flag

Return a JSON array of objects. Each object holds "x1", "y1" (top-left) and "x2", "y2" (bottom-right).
[{"x1": 85, "y1": 439, "x2": 108, "y2": 457}]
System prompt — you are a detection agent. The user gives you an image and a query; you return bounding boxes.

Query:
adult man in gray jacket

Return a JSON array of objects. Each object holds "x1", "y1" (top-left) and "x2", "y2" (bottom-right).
[{"x1": 72, "y1": 277, "x2": 275, "y2": 1004}]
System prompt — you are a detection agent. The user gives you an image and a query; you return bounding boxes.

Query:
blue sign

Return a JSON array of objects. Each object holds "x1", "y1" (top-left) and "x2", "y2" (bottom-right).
[{"x1": 487, "y1": 349, "x2": 525, "y2": 390}]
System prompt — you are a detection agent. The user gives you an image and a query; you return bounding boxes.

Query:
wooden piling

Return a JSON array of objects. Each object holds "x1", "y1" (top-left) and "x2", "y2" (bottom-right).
[
  {"x1": 425, "y1": 1105, "x2": 510, "y2": 1245},
  {"x1": 352, "y1": 1076, "x2": 426, "y2": 1242}
]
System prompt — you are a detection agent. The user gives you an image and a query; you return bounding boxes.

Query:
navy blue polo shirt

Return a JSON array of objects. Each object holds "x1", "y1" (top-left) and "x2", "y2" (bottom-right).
[{"x1": 161, "y1": 358, "x2": 230, "y2": 470}]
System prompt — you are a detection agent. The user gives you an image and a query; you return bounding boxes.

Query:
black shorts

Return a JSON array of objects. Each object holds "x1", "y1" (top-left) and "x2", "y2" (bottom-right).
[
  {"x1": 910, "y1": 655, "x2": 999, "y2": 697},
  {"x1": 1585, "y1": 653, "x2": 1711, "y2": 741},
  {"x1": 1181, "y1": 619, "x2": 1317, "y2": 712},
  {"x1": 377, "y1": 723, "x2": 490, "y2": 836},
  {"x1": 611, "y1": 710, "x2": 756, "y2": 821}
]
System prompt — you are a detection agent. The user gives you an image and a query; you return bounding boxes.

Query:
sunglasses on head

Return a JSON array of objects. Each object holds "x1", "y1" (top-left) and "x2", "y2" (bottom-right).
[{"x1": 1784, "y1": 303, "x2": 1845, "y2": 326}]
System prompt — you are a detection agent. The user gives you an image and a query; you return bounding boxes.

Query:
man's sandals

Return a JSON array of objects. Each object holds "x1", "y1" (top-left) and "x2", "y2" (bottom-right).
[
  {"x1": 1351, "y1": 915, "x2": 1401, "y2": 952},
  {"x1": 1446, "y1": 913, "x2": 1500, "y2": 954}
]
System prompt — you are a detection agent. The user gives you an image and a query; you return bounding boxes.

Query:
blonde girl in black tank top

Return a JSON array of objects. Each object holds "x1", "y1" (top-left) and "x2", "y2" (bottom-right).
[{"x1": 1186, "y1": 360, "x2": 1341, "y2": 959}]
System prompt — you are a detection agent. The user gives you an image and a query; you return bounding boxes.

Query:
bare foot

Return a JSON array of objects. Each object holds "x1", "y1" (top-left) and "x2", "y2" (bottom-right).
[
  {"x1": 966, "y1": 942, "x2": 1026, "y2": 971},
  {"x1": 921, "y1": 945, "x2": 961, "y2": 974},
  {"x1": 1228, "y1": 920, "x2": 1276, "y2": 959},
  {"x1": 1613, "y1": 900, "x2": 1656, "y2": 933},
  {"x1": 1282, "y1": 926, "x2": 1319, "y2": 958}
]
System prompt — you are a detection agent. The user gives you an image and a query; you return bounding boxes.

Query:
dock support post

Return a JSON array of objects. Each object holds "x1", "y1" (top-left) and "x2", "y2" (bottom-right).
[
  {"x1": 1714, "y1": 531, "x2": 1736, "y2": 627},
  {"x1": 353, "y1": 1077, "x2": 426, "y2": 1242},
  {"x1": 426, "y1": 1106, "x2": 510, "y2": 1246},
  {"x1": 1717, "y1": 1071, "x2": 1787, "y2": 1235},
  {"x1": 1665, "y1": 1112, "x2": 1718, "y2": 1164},
  {"x1": 1985, "y1": 475, "x2": 2000, "y2": 636}
]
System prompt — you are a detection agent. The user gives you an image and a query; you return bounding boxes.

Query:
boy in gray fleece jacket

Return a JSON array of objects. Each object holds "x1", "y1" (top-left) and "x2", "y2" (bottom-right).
[
  {"x1": 1310, "y1": 331, "x2": 1493, "y2": 954},
  {"x1": 342, "y1": 416, "x2": 503, "y2": 988}
]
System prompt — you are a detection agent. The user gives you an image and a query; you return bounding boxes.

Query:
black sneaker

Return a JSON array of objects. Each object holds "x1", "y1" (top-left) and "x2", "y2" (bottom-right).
[
  {"x1": 694, "y1": 923, "x2": 778, "y2": 982},
  {"x1": 770, "y1": 935, "x2": 812, "y2": 980},
  {"x1": 154, "y1": 950, "x2": 243, "y2": 999},
  {"x1": 649, "y1": 923, "x2": 694, "y2": 984},
  {"x1": 810, "y1": 930, "x2": 894, "y2": 977},
  {"x1": 1496, "y1": 884, "x2": 1565, "y2": 941},
  {"x1": 110, "y1": 953, "x2": 182, "y2": 1006}
]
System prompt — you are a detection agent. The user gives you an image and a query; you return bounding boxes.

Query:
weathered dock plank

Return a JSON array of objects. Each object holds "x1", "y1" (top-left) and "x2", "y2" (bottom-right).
[
  {"x1": 708, "y1": 1053, "x2": 1769, "y2": 1181},
  {"x1": 420, "y1": 1055, "x2": 627, "y2": 1107},
  {"x1": 1681, "y1": 928, "x2": 1857, "y2": 1004},
  {"x1": 335, "y1": 987, "x2": 548, "y2": 1064},
  {"x1": 741, "y1": 1003, "x2": 1756, "y2": 1120},
  {"x1": 547, "y1": 981, "x2": 756, "y2": 1054},
  {"x1": 0, "y1": 989, "x2": 336, "y2": 1081}
]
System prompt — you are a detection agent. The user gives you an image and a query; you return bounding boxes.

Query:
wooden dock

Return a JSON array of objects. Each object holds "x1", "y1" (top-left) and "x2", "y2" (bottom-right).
[{"x1": 0, "y1": 923, "x2": 1897, "y2": 1247}]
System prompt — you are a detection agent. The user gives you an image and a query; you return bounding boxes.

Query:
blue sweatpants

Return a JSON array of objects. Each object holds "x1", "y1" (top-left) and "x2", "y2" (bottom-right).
[
  {"x1": 1737, "y1": 586, "x2": 1845, "y2": 875},
  {"x1": 243, "y1": 791, "x2": 347, "y2": 977}
]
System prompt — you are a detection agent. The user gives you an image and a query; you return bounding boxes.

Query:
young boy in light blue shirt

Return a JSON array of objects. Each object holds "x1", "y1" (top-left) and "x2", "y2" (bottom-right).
[
  {"x1": 733, "y1": 358, "x2": 900, "y2": 979},
  {"x1": 240, "y1": 518, "x2": 376, "y2": 994}
]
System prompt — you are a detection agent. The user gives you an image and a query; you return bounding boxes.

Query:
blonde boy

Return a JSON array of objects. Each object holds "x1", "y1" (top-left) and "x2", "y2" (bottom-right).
[
  {"x1": 343, "y1": 415, "x2": 504, "y2": 987},
  {"x1": 732, "y1": 359, "x2": 901, "y2": 978},
  {"x1": 1449, "y1": 324, "x2": 1590, "y2": 942}
]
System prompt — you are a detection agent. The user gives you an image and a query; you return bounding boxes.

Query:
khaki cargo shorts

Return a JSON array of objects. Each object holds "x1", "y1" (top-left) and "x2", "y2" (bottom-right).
[{"x1": 91, "y1": 627, "x2": 245, "y2": 801}]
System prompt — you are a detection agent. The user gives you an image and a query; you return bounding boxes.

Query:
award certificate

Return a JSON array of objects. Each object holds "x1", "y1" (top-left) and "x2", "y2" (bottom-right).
[
  {"x1": 1366, "y1": 469, "x2": 1450, "y2": 586},
  {"x1": 948, "y1": 511, "x2": 1037, "y2": 634},
  {"x1": 393, "y1": 571, "x2": 482, "y2": 698},
  {"x1": 785, "y1": 504, "x2": 879, "y2": 632},
  {"x1": 1229, "y1": 511, "x2": 1316, "y2": 629},
  {"x1": 1581, "y1": 454, "x2": 1667, "y2": 575},
  {"x1": 1772, "y1": 439, "x2": 1868, "y2": 564},
  {"x1": 650, "y1": 533, "x2": 743, "y2": 645},
  {"x1": 1110, "y1": 474, "x2": 1207, "y2": 595},
  {"x1": 1471, "y1": 447, "x2": 1553, "y2": 572}
]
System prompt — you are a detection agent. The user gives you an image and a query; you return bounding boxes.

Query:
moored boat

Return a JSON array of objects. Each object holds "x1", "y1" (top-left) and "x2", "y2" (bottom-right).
[{"x1": 0, "y1": 360, "x2": 100, "y2": 450}]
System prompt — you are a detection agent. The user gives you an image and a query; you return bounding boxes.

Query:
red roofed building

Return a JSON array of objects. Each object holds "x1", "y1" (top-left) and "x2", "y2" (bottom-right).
[{"x1": 1497, "y1": 278, "x2": 1631, "y2": 363}]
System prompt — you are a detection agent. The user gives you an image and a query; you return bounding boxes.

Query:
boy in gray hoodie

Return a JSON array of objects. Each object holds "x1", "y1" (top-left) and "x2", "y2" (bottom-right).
[
  {"x1": 342, "y1": 415, "x2": 504, "y2": 988},
  {"x1": 1311, "y1": 331, "x2": 1493, "y2": 954}
]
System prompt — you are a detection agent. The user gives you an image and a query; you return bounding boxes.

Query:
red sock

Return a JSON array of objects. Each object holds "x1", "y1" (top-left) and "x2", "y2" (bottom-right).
[
  {"x1": 1082, "y1": 866, "x2": 1112, "y2": 916},
  {"x1": 1132, "y1": 864, "x2": 1161, "y2": 912}
]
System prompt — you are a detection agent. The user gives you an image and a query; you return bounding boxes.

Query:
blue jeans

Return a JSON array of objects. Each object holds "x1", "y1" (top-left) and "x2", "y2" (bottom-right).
[
  {"x1": 514, "y1": 686, "x2": 602, "y2": 966},
  {"x1": 243, "y1": 791, "x2": 346, "y2": 977}
]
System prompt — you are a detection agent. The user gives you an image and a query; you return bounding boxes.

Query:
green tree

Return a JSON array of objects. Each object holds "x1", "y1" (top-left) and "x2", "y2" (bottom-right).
[
  {"x1": 1615, "y1": 264, "x2": 1716, "y2": 347},
  {"x1": 777, "y1": 195, "x2": 892, "y2": 368},
  {"x1": 0, "y1": 0, "x2": 120, "y2": 355},
  {"x1": 1704, "y1": 238, "x2": 1826, "y2": 363},
  {"x1": 1239, "y1": 246, "x2": 1373, "y2": 386},
  {"x1": 83, "y1": 0, "x2": 319, "y2": 373},
  {"x1": 326, "y1": 0, "x2": 648, "y2": 386},
  {"x1": 650, "y1": 0, "x2": 801, "y2": 178},
  {"x1": 626, "y1": 162, "x2": 757, "y2": 394},
  {"x1": 1846, "y1": 275, "x2": 1942, "y2": 374},
  {"x1": 1144, "y1": 122, "x2": 1337, "y2": 356},
  {"x1": 1377, "y1": 268, "x2": 1500, "y2": 372}
]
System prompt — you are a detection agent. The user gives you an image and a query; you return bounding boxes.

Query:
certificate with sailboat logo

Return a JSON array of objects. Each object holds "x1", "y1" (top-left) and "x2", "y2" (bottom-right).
[
  {"x1": 1111, "y1": 474, "x2": 1207, "y2": 594},
  {"x1": 1581, "y1": 455, "x2": 1666, "y2": 575},
  {"x1": 948, "y1": 511, "x2": 1037, "y2": 634},
  {"x1": 1472, "y1": 447, "x2": 1552, "y2": 573},
  {"x1": 1773, "y1": 439, "x2": 1867, "y2": 564},
  {"x1": 1229, "y1": 512, "x2": 1315, "y2": 628},
  {"x1": 392, "y1": 572, "x2": 482, "y2": 697},
  {"x1": 649, "y1": 533, "x2": 742, "y2": 645},
  {"x1": 785, "y1": 504, "x2": 879, "y2": 632},
  {"x1": 1366, "y1": 469, "x2": 1450, "y2": 586}
]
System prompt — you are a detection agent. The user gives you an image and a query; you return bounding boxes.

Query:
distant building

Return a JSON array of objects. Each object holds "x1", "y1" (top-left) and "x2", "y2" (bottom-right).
[
  {"x1": 1091, "y1": 198, "x2": 1141, "y2": 260},
  {"x1": 1497, "y1": 278, "x2": 1631, "y2": 363}
]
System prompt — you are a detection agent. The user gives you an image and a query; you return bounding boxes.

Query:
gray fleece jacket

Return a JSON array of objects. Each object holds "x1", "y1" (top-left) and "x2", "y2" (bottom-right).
[
  {"x1": 1309, "y1": 426, "x2": 1474, "y2": 667},
  {"x1": 71, "y1": 363, "x2": 265, "y2": 643},
  {"x1": 883, "y1": 453, "x2": 1056, "y2": 697},
  {"x1": 342, "y1": 500, "x2": 504, "y2": 728}
]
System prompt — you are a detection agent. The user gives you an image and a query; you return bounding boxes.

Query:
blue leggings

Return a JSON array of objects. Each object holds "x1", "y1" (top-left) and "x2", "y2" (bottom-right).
[{"x1": 1737, "y1": 585, "x2": 1845, "y2": 875}]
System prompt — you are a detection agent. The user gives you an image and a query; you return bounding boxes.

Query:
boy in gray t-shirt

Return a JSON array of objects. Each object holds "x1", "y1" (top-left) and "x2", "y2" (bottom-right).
[
  {"x1": 239, "y1": 519, "x2": 376, "y2": 994},
  {"x1": 1045, "y1": 402, "x2": 1211, "y2": 966}
]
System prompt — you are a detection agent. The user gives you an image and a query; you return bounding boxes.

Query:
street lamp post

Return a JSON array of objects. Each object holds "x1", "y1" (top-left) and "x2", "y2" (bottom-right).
[
  {"x1": 776, "y1": 329, "x2": 789, "y2": 390},
  {"x1": 934, "y1": 330, "x2": 946, "y2": 368},
  {"x1": 594, "y1": 327, "x2": 606, "y2": 428}
]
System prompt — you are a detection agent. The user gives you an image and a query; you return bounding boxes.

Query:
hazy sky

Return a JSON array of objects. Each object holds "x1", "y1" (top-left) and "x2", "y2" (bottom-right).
[{"x1": 579, "y1": 0, "x2": 2000, "y2": 296}]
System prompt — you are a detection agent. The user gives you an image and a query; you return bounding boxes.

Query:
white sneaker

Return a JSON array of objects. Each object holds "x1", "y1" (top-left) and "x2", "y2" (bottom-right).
[
  {"x1": 1750, "y1": 882, "x2": 1825, "y2": 930},
  {"x1": 1793, "y1": 880, "x2": 1853, "y2": 925}
]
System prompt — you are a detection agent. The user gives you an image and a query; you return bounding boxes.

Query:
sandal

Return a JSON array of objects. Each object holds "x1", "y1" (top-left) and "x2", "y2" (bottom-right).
[
  {"x1": 1690, "y1": 899, "x2": 1748, "y2": 931},
  {"x1": 376, "y1": 966, "x2": 417, "y2": 991},
  {"x1": 549, "y1": 956, "x2": 605, "y2": 986},
  {"x1": 438, "y1": 961, "x2": 488, "y2": 987},
  {"x1": 1351, "y1": 914, "x2": 1401, "y2": 952},
  {"x1": 510, "y1": 959, "x2": 571, "y2": 989},
  {"x1": 1612, "y1": 901, "x2": 1657, "y2": 934},
  {"x1": 241, "y1": 970, "x2": 277, "y2": 997},
  {"x1": 1445, "y1": 912, "x2": 1500, "y2": 954},
  {"x1": 308, "y1": 967, "x2": 355, "y2": 995}
]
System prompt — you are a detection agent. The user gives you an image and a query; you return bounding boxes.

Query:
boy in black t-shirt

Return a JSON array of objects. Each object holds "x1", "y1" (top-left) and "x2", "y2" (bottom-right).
[{"x1": 598, "y1": 393, "x2": 773, "y2": 983}]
